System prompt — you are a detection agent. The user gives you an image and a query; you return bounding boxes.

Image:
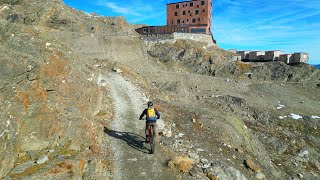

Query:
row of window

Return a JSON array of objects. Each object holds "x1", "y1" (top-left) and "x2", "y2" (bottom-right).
[
  {"x1": 175, "y1": 9, "x2": 205, "y2": 16},
  {"x1": 174, "y1": 18, "x2": 201, "y2": 24},
  {"x1": 176, "y1": 1, "x2": 205, "y2": 8}
]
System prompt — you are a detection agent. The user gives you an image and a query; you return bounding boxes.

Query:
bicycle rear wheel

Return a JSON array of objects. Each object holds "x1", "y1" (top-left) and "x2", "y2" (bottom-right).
[{"x1": 150, "y1": 126, "x2": 156, "y2": 154}]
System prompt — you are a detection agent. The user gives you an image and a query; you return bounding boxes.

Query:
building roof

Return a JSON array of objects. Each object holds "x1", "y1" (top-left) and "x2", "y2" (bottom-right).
[{"x1": 167, "y1": 0, "x2": 193, "y2": 5}]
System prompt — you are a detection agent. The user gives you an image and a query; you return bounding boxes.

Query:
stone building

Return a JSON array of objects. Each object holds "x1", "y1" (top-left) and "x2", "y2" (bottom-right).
[
  {"x1": 292, "y1": 52, "x2": 309, "y2": 64},
  {"x1": 237, "y1": 51, "x2": 251, "y2": 60},
  {"x1": 265, "y1": 50, "x2": 283, "y2": 61},
  {"x1": 136, "y1": 0, "x2": 213, "y2": 36},
  {"x1": 280, "y1": 53, "x2": 309, "y2": 64},
  {"x1": 279, "y1": 54, "x2": 293, "y2": 64},
  {"x1": 249, "y1": 51, "x2": 265, "y2": 60}
]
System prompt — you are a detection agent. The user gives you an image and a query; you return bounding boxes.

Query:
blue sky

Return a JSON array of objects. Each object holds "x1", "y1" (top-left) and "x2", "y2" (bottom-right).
[{"x1": 63, "y1": 0, "x2": 320, "y2": 65}]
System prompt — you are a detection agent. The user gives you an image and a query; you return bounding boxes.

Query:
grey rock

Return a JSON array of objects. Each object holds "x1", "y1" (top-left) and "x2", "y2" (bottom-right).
[
  {"x1": 27, "y1": 73, "x2": 37, "y2": 81},
  {"x1": 189, "y1": 166, "x2": 203, "y2": 177},
  {"x1": 211, "y1": 160, "x2": 224, "y2": 167},
  {"x1": 310, "y1": 159, "x2": 320, "y2": 171},
  {"x1": 298, "y1": 150, "x2": 309, "y2": 158},
  {"x1": 10, "y1": 160, "x2": 35, "y2": 174},
  {"x1": 201, "y1": 163, "x2": 211, "y2": 169},
  {"x1": 36, "y1": 155, "x2": 48, "y2": 164},
  {"x1": 160, "y1": 137, "x2": 174, "y2": 146},
  {"x1": 256, "y1": 172, "x2": 265, "y2": 179},
  {"x1": 2, "y1": 176, "x2": 11, "y2": 180},
  {"x1": 56, "y1": 154, "x2": 64, "y2": 160},
  {"x1": 206, "y1": 166, "x2": 247, "y2": 180},
  {"x1": 26, "y1": 151, "x2": 37, "y2": 160},
  {"x1": 188, "y1": 152, "x2": 199, "y2": 160},
  {"x1": 201, "y1": 158, "x2": 209, "y2": 164}
]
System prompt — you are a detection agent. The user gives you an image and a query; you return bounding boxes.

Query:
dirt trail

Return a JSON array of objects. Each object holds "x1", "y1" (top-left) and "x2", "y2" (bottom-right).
[{"x1": 105, "y1": 73, "x2": 177, "y2": 180}]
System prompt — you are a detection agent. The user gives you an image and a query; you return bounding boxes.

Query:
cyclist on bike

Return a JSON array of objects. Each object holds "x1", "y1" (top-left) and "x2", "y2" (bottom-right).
[{"x1": 139, "y1": 101, "x2": 160, "y2": 141}]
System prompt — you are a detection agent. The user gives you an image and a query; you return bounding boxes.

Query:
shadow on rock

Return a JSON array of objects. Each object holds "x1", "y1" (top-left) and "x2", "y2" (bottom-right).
[{"x1": 104, "y1": 127, "x2": 149, "y2": 154}]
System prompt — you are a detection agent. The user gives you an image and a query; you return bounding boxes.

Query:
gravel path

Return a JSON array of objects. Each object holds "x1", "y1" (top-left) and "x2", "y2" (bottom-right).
[{"x1": 105, "y1": 73, "x2": 176, "y2": 180}]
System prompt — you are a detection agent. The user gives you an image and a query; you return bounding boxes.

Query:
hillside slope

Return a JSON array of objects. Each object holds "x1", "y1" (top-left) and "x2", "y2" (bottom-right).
[{"x1": 1, "y1": 0, "x2": 320, "y2": 180}]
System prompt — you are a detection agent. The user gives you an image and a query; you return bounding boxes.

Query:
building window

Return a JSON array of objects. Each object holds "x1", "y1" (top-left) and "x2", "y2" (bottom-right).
[
  {"x1": 195, "y1": 10, "x2": 199, "y2": 14},
  {"x1": 186, "y1": 3, "x2": 188, "y2": 6},
  {"x1": 177, "y1": 19, "x2": 180, "y2": 24},
  {"x1": 192, "y1": 19, "x2": 196, "y2": 23},
  {"x1": 197, "y1": 5, "x2": 200, "y2": 8},
  {"x1": 175, "y1": 12, "x2": 178, "y2": 16},
  {"x1": 201, "y1": 1, "x2": 205, "y2": 5},
  {"x1": 191, "y1": 28, "x2": 206, "y2": 33},
  {"x1": 190, "y1": 13, "x2": 192, "y2": 16},
  {"x1": 198, "y1": 18, "x2": 200, "y2": 21},
  {"x1": 176, "y1": 4, "x2": 179, "y2": 8},
  {"x1": 172, "y1": 21, "x2": 174, "y2": 24},
  {"x1": 183, "y1": 11, "x2": 186, "y2": 15},
  {"x1": 182, "y1": 20, "x2": 185, "y2": 23},
  {"x1": 203, "y1": 9, "x2": 205, "y2": 12},
  {"x1": 187, "y1": 19, "x2": 189, "y2": 22},
  {"x1": 190, "y1": 2, "x2": 193, "y2": 6}
]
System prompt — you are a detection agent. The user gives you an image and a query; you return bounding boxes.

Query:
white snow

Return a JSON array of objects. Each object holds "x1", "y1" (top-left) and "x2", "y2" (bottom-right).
[
  {"x1": 279, "y1": 116, "x2": 287, "y2": 119},
  {"x1": 277, "y1": 104, "x2": 285, "y2": 110},
  {"x1": 0, "y1": 6, "x2": 10, "y2": 12},
  {"x1": 289, "y1": 113, "x2": 303, "y2": 120},
  {"x1": 311, "y1": 116, "x2": 320, "y2": 119}
]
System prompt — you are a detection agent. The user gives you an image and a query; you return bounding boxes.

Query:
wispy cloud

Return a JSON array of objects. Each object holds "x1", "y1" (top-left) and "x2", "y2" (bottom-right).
[{"x1": 105, "y1": 2, "x2": 141, "y2": 16}]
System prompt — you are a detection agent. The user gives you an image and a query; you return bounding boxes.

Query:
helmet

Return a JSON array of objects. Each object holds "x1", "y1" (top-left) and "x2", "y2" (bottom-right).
[{"x1": 147, "y1": 101, "x2": 153, "y2": 107}]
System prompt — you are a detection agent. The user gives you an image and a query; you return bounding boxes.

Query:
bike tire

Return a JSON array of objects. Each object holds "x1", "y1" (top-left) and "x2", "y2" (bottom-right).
[{"x1": 150, "y1": 127, "x2": 156, "y2": 154}]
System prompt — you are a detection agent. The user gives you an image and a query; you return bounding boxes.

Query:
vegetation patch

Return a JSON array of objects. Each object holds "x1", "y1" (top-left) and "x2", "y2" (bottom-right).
[{"x1": 168, "y1": 156, "x2": 194, "y2": 173}]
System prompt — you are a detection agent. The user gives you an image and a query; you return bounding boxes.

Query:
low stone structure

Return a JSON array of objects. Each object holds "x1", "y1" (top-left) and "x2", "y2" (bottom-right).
[
  {"x1": 232, "y1": 55, "x2": 242, "y2": 61},
  {"x1": 249, "y1": 51, "x2": 265, "y2": 60},
  {"x1": 237, "y1": 51, "x2": 251, "y2": 60},
  {"x1": 265, "y1": 50, "x2": 283, "y2": 61},
  {"x1": 292, "y1": 52, "x2": 309, "y2": 64},
  {"x1": 280, "y1": 54, "x2": 293, "y2": 64},
  {"x1": 142, "y1": 32, "x2": 215, "y2": 46},
  {"x1": 279, "y1": 53, "x2": 309, "y2": 64}
]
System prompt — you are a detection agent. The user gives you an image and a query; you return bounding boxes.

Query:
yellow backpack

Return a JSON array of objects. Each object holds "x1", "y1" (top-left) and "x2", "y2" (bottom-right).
[{"x1": 147, "y1": 108, "x2": 157, "y2": 120}]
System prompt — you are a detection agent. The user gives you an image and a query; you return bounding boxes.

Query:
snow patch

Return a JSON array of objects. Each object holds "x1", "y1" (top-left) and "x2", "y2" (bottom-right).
[
  {"x1": 279, "y1": 116, "x2": 287, "y2": 119},
  {"x1": 311, "y1": 116, "x2": 320, "y2": 119},
  {"x1": 289, "y1": 113, "x2": 303, "y2": 120},
  {"x1": 0, "y1": 6, "x2": 10, "y2": 12},
  {"x1": 277, "y1": 104, "x2": 285, "y2": 110}
]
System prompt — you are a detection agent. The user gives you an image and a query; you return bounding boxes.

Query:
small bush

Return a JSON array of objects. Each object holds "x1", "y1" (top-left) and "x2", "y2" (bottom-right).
[{"x1": 168, "y1": 156, "x2": 194, "y2": 173}]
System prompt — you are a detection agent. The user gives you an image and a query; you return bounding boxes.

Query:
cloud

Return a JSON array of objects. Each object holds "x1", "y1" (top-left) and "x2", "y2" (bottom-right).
[{"x1": 97, "y1": 1, "x2": 141, "y2": 16}]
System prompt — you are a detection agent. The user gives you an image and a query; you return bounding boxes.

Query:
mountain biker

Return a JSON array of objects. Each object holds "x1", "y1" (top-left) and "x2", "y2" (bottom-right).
[{"x1": 139, "y1": 101, "x2": 160, "y2": 141}]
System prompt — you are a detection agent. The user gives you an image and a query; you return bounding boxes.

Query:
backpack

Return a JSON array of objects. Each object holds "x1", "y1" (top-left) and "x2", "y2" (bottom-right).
[{"x1": 147, "y1": 108, "x2": 157, "y2": 121}]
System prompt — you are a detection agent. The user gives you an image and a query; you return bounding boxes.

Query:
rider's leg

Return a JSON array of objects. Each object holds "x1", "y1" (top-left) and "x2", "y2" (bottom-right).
[{"x1": 153, "y1": 123, "x2": 157, "y2": 135}]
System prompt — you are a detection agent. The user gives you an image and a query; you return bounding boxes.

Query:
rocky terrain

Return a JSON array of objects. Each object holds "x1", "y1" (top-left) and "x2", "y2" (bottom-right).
[{"x1": 1, "y1": 0, "x2": 320, "y2": 179}]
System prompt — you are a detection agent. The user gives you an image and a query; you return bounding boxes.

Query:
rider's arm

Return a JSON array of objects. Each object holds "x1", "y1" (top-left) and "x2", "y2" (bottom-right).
[
  {"x1": 155, "y1": 108, "x2": 160, "y2": 119},
  {"x1": 139, "y1": 109, "x2": 147, "y2": 120}
]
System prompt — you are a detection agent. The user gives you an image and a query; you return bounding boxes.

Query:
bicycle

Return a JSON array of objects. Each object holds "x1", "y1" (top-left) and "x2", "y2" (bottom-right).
[{"x1": 146, "y1": 124, "x2": 156, "y2": 154}]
